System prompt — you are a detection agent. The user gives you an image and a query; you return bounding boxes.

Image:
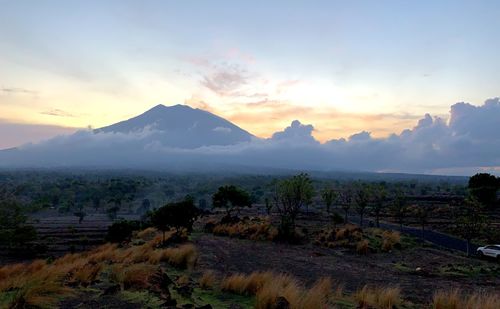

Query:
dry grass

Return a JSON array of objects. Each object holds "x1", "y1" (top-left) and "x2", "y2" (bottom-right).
[
  {"x1": 433, "y1": 289, "x2": 500, "y2": 309},
  {"x1": 212, "y1": 217, "x2": 278, "y2": 241},
  {"x1": 160, "y1": 244, "x2": 198, "y2": 269},
  {"x1": 136, "y1": 227, "x2": 158, "y2": 240},
  {"x1": 199, "y1": 270, "x2": 217, "y2": 290},
  {"x1": 70, "y1": 263, "x2": 103, "y2": 287},
  {"x1": 220, "y1": 271, "x2": 335, "y2": 309},
  {"x1": 381, "y1": 231, "x2": 401, "y2": 252},
  {"x1": 177, "y1": 274, "x2": 190, "y2": 286},
  {"x1": 355, "y1": 285, "x2": 401, "y2": 309},
  {"x1": 110, "y1": 263, "x2": 157, "y2": 290},
  {"x1": 221, "y1": 273, "x2": 249, "y2": 294},
  {"x1": 356, "y1": 239, "x2": 370, "y2": 254},
  {"x1": 300, "y1": 277, "x2": 332, "y2": 309},
  {"x1": 0, "y1": 226, "x2": 199, "y2": 308}
]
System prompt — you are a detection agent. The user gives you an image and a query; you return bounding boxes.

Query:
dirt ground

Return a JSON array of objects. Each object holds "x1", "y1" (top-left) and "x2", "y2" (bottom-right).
[{"x1": 193, "y1": 209, "x2": 500, "y2": 305}]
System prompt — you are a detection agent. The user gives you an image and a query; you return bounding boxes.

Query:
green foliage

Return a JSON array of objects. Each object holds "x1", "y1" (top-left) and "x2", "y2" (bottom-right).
[
  {"x1": 212, "y1": 185, "x2": 252, "y2": 215},
  {"x1": 354, "y1": 185, "x2": 371, "y2": 226},
  {"x1": 106, "y1": 220, "x2": 141, "y2": 243},
  {"x1": 274, "y1": 173, "x2": 314, "y2": 239},
  {"x1": 151, "y1": 198, "x2": 200, "y2": 241},
  {"x1": 0, "y1": 200, "x2": 37, "y2": 249},
  {"x1": 455, "y1": 197, "x2": 487, "y2": 255},
  {"x1": 391, "y1": 191, "x2": 407, "y2": 231},
  {"x1": 321, "y1": 188, "x2": 337, "y2": 213},
  {"x1": 468, "y1": 173, "x2": 499, "y2": 208}
]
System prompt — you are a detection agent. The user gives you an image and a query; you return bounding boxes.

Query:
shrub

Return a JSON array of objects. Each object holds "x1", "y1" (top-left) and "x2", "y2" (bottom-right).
[
  {"x1": 381, "y1": 230, "x2": 401, "y2": 252},
  {"x1": 106, "y1": 220, "x2": 141, "y2": 243},
  {"x1": 199, "y1": 270, "x2": 216, "y2": 289}
]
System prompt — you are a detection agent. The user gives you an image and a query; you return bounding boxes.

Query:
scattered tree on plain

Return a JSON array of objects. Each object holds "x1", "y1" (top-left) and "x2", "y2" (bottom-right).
[
  {"x1": 274, "y1": 173, "x2": 314, "y2": 239},
  {"x1": 212, "y1": 185, "x2": 252, "y2": 217},
  {"x1": 151, "y1": 198, "x2": 200, "y2": 243},
  {"x1": 321, "y1": 187, "x2": 337, "y2": 214}
]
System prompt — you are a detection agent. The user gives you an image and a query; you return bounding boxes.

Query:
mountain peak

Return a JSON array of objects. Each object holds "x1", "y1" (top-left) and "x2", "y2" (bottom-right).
[
  {"x1": 95, "y1": 103, "x2": 253, "y2": 148},
  {"x1": 149, "y1": 104, "x2": 192, "y2": 112}
]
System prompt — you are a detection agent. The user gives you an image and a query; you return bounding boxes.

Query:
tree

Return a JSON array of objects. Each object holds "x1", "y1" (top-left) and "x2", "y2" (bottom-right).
[
  {"x1": 338, "y1": 189, "x2": 353, "y2": 224},
  {"x1": 455, "y1": 198, "x2": 486, "y2": 256},
  {"x1": 74, "y1": 210, "x2": 86, "y2": 224},
  {"x1": 391, "y1": 192, "x2": 407, "y2": 231},
  {"x1": 264, "y1": 197, "x2": 273, "y2": 215},
  {"x1": 212, "y1": 185, "x2": 252, "y2": 216},
  {"x1": 274, "y1": 173, "x2": 314, "y2": 239},
  {"x1": 151, "y1": 198, "x2": 200, "y2": 243},
  {"x1": 371, "y1": 185, "x2": 387, "y2": 228},
  {"x1": 409, "y1": 205, "x2": 429, "y2": 242},
  {"x1": 321, "y1": 188, "x2": 337, "y2": 214},
  {"x1": 0, "y1": 200, "x2": 37, "y2": 249},
  {"x1": 354, "y1": 186, "x2": 370, "y2": 227},
  {"x1": 468, "y1": 173, "x2": 499, "y2": 208}
]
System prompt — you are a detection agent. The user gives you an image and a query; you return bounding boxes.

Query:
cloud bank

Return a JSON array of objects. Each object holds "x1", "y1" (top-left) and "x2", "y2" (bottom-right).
[{"x1": 1, "y1": 98, "x2": 499, "y2": 175}]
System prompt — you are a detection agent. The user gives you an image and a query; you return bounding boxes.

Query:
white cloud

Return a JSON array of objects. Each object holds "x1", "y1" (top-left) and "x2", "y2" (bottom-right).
[
  {"x1": 213, "y1": 126, "x2": 232, "y2": 133},
  {"x1": 1, "y1": 98, "x2": 499, "y2": 175}
]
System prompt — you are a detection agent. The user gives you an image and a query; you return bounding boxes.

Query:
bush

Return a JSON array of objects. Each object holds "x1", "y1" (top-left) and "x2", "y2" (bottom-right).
[{"x1": 106, "y1": 220, "x2": 141, "y2": 243}]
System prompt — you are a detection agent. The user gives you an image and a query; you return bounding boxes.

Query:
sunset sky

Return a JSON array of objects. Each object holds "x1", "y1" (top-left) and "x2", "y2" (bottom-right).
[{"x1": 1, "y1": 0, "x2": 500, "y2": 149}]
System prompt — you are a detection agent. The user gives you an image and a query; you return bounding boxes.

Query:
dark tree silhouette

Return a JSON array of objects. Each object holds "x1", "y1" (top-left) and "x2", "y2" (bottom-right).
[
  {"x1": 212, "y1": 185, "x2": 251, "y2": 216},
  {"x1": 151, "y1": 198, "x2": 200, "y2": 243},
  {"x1": 354, "y1": 186, "x2": 370, "y2": 227},
  {"x1": 468, "y1": 173, "x2": 499, "y2": 208},
  {"x1": 455, "y1": 198, "x2": 486, "y2": 256},
  {"x1": 321, "y1": 188, "x2": 337, "y2": 214},
  {"x1": 274, "y1": 173, "x2": 314, "y2": 239}
]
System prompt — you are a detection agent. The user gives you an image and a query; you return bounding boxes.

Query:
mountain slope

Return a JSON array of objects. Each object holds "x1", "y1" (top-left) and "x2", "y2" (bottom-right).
[{"x1": 95, "y1": 104, "x2": 254, "y2": 148}]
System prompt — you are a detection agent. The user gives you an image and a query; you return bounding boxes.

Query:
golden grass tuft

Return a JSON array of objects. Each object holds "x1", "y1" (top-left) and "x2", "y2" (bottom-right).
[
  {"x1": 177, "y1": 274, "x2": 190, "y2": 286},
  {"x1": 299, "y1": 277, "x2": 332, "y2": 309},
  {"x1": 199, "y1": 270, "x2": 216, "y2": 290},
  {"x1": 355, "y1": 285, "x2": 401, "y2": 309},
  {"x1": 212, "y1": 217, "x2": 278, "y2": 241},
  {"x1": 221, "y1": 273, "x2": 249, "y2": 294},
  {"x1": 160, "y1": 244, "x2": 198, "y2": 269},
  {"x1": 136, "y1": 227, "x2": 158, "y2": 241},
  {"x1": 433, "y1": 289, "x2": 500, "y2": 309},
  {"x1": 110, "y1": 263, "x2": 157, "y2": 290},
  {"x1": 381, "y1": 230, "x2": 401, "y2": 252},
  {"x1": 356, "y1": 239, "x2": 370, "y2": 255},
  {"x1": 220, "y1": 271, "x2": 334, "y2": 309}
]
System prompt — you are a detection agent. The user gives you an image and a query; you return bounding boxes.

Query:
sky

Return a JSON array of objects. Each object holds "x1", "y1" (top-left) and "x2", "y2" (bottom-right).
[{"x1": 0, "y1": 1, "x2": 499, "y2": 173}]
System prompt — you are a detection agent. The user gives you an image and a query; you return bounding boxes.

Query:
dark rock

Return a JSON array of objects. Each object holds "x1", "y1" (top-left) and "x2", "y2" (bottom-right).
[
  {"x1": 175, "y1": 285, "x2": 193, "y2": 298},
  {"x1": 220, "y1": 215, "x2": 240, "y2": 225},
  {"x1": 275, "y1": 296, "x2": 290, "y2": 309},
  {"x1": 204, "y1": 222, "x2": 216, "y2": 233},
  {"x1": 101, "y1": 284, "x2": 121, "y2": 296},
  {"x1": 161, "y1": 298, "x2": 177, "y2": 307},
  {"x1": 182, "y1": 304, "x2": 195, "y2": 309}
]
